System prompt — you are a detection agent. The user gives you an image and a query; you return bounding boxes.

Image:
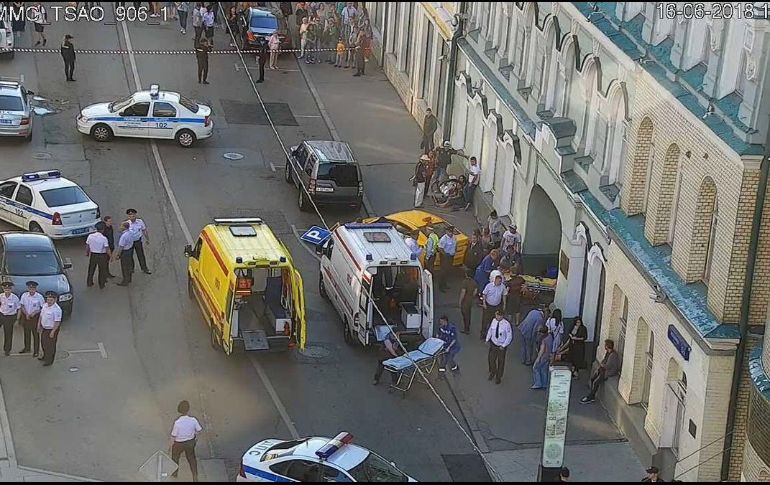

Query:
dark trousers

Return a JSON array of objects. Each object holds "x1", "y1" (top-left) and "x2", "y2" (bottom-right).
[
  {"x1": 63, "y1": 59, "x2": 75, "y2": 80},
  {"x1": 480, "y1": 304, "x2": 502, "y2": 338},
  {"x1": 197, "y1": 58, "x2": 209, "y2": 82},
  {"x1": 488, "y1": 344, "x2": 507, "y2": 381},
  {"x1": 194, "y1": 25, "x2": 203, "y2": 43},
  {"x1": 178, "y1": 10, "x2": 188, "y2": 30},
  {"x1": 20, "y1": 315, "x2": 39, "y2": 354},
  {"x1": 421, "y1": 134, "x2": 434, "y2": 154},
  {"x1": 257, "y1": 61, "x2": 266, "y2": 82},
  {"x1": 120, "y1": 248, "x2": 135, "y2": 284},
  {"x1": 587, "y1": 369, "x2": 608, "y2": 400},
  {"x1": 41, "y1": 328, "x2": 57, "y2": 365},
  {"x1": 439, "y1": 252, "x2": 453, "y2": 290},
  {"x1": 425, "y1": 254, "x2": 436, "y2": 274},
  {"x1": 133, "y1": 239, "x2": 149, "y2": 272},
  {"x1": 171, "y1": 438, "x2": 198, "y2": 480},
  {"x1": 461, "y1": 304, "x2": 472, "y2": 333},
  {"x1": 0, "y1": 315, "x2": 14, "y2": 353},
  {"x1": 87, "y1": 253, "x2": 109, "y2": 287},
  {"x1": 355, "y1": 51, "x2": 365, "y2": 74}
]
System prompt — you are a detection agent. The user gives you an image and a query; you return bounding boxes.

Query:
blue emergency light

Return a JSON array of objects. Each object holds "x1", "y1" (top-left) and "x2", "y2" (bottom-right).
[
  {"x1": 22, "y1": 170, "x2": 61, "y2": 182},
  {"x1": 315, "y1": 432, "x2": 354, "y2": 461},
  {"x1": 410, "y1": 253, "x2": 418, "y2": 261}
]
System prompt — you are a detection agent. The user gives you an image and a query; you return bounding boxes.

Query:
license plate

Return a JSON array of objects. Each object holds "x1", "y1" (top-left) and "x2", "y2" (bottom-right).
[
  {"x1": 71, "y1": 227, "x2": 91, "y2": 235},
  {"x1": 0, "y1": 120, "x2": 13, "y2": 125}
]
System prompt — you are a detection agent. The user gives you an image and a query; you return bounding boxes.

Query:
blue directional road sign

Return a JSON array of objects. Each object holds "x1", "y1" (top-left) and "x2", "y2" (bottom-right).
[{"x1": 301, "y1": 226, "x2": 331, "y2": 245}]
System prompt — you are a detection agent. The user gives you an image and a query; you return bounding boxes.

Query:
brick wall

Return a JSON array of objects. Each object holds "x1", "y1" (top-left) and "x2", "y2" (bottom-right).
[
  {"x1": 685, "y1": 177, "x2": 717, "y2": 283},
  {"x1": 645, "y1": 144, "x2": 680, "y2": 246},
  {"x1": 742, "y1": 439, "x2": 770, "y2": 481},
  {"x1": 750, "y1": 185, "x2": 770, "y2": 330},
  {"x1": 621, "y1": 116, "x2": 653, "y2": 216},
  {"x1": 730, "y1": 333, "x2": 763, "y2": 481}
]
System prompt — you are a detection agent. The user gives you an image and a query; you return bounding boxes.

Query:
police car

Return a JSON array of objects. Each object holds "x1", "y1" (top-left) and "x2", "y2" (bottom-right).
[
  {"x1": 237, "y1": 432, "x2": 415, "y2": 482},
  {"x1": 76, "y1": 84, "x2": 213, "y2": 147},
  {"x1": 0, "y1": 170, "x2": 100, "y2": 239}
]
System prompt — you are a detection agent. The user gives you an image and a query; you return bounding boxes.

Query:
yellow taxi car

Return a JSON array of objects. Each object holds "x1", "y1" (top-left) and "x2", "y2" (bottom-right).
[{"x1": 362, "y1": 210, "x2": 468, "y2": 267}]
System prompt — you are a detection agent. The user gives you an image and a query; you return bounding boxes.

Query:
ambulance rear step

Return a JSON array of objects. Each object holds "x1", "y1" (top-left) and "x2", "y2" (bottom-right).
[{"x1": 242, "y1": 330, "x2": 270, "y2": 351}]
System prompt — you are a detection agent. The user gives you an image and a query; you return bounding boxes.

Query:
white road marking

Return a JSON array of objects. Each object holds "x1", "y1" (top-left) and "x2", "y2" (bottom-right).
[
  {"x1": 121, "y1": 20, "x2": 300, "y2": 445},
  {"x1": 294, "y1": 115, "x2": 322, "y2": 118},
  {"x1": 290, "y1": 224, "x2": 322, "y2": 262},
  {"x1": 248, "y1": 355, "x2": 300, "y2": 439},
  {"x1": 98, "y1": 341, "x2": 107, "y2": 358},
  {"x1": 269, "y1": 162, "x2": 277, "y2": 173}
]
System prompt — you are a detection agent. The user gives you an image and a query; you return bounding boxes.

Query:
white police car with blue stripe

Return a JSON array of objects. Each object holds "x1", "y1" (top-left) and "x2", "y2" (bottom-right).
[
  {"x1": 76, "y1": 84, "x2": 213, "y2": 147},
  {"x1": 0, "y1": 170, "x2": 100, "y2": 239},
  {"x1": 237, "y1": 432, "x2": 416, "y2": 482}
]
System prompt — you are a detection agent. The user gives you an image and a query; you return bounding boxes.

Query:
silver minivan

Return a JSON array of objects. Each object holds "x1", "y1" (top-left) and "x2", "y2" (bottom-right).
[
  {"x1": 0, "y1": 20, "x2": 13, "y2": 59},
  {"x1": 285, "y1": 140, "x2": 363, "y2": 212},
  {"x1": 0, "y1": 77, "x2": 33, "y2": 140}
]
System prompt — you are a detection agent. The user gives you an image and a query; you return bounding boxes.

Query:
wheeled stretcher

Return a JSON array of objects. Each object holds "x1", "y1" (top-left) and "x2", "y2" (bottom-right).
[{"x1": 383, "y1": 338, "x2": 446, "y2": 396}]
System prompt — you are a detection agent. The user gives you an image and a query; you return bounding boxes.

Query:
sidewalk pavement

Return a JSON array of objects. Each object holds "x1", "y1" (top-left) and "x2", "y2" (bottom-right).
[{"x1": 298, "y1": 56, "x2": 647, "y2": 482}]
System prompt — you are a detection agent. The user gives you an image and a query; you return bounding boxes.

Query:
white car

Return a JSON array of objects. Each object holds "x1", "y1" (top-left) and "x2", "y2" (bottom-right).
[
  {"x1": 77, "y1": 84, "x2": 213, "y2": 147},
  {"x1": 237, "y1": 433, "x2": 416, "y2": 482},
  {"x1": 0, "y1": 170, "x2": 100, "y2": 239},
  {"x1": 0, "y1": 19, "x2": 13, "y2": 59}
]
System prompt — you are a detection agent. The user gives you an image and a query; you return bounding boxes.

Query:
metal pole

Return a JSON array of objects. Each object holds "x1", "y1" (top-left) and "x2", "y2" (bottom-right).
[{"x1": 720, "y1": 120, "x2": 770, "y2": 480}]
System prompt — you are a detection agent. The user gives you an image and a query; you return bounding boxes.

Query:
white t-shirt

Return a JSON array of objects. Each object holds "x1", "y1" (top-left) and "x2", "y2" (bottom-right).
[
  {"x1": 0, "y1": 293, "x2": 19, "y2": 316},
  {"x1": 172, "y1": 415, "x2": 202, "y2": 442},
  {"x1": 39, "y1": 303, "x2": 62, "y2": 329},
  {"x1": 468, "y1": 164, "x2": 480, "y2": 185},
  {"x1": 128, "y1": 218, "x2": 146, "y2": 242},
  {"x1": 86, "y1": 232, "x2": 109, "y2": 254}
]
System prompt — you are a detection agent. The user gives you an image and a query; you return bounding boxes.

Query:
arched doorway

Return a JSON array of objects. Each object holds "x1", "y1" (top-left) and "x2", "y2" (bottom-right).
[
  {"x1": 661, "y1": 358, "x2": 687, "y2": 457},
  {"x1": 523, "y1": 185, "x2": 562, "y2": 279},
  {"x1": 582, "y1": 244, "x2": 606, "y2": 355}
]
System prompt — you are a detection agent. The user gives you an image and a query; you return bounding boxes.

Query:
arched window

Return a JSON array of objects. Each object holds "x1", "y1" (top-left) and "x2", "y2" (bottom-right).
[
  {"x1": 618, "y1": 296, "x2": 628, "y2": 362},
  {"x1": 604, "y1": 88, "x2": 627, "y2": 184},
  {"x1": 704, "y1": 199, "x2": 719, "y2": 283},
  {"x1": 553, "y1": 40, "x2": 576, "y2": 117},
  {"x1": 687, "y1": 177, "x2": 718, "y2": 283},
  {"x1": 539, "y1": 22, "x2": 557, "y2": 109},
  {"x1": 581, "y1": 60, "x2": 599, "y2": 154},
  {"x1": 642, "y1": 330, "x2": 654, "y2": 409}
]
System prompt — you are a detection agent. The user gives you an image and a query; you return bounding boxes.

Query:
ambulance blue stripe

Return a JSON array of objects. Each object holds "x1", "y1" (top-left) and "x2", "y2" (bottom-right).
[
  {"x1": 0, "y1": 196, "x2": 53, "y2": 220},
  {"x1": 242, "y1": 464, "x2": 293, "y2": 482},
  {"x1": 92, "y1": 117, "x2": 206, "y2": 123}
]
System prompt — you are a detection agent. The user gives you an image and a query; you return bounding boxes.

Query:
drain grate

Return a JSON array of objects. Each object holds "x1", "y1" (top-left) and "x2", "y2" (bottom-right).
[{"x1": 220, "y1": 100, "x2": 298, "y2": 126}]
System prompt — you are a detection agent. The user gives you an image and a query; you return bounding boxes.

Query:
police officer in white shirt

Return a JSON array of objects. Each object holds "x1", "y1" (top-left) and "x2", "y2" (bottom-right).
[
  {"x1": 170, "y1": 400, "x2": 202, "y2": 481},
  {"x1": 126, "y1": 208, "x2": 152, "y2": 275},
  {"x1": 86, "y1": 221, "x2": 112, "y2": 289},
  {"x1": 38, "y1": 291, "x2": 62, "y2": 367},
  {"x1": 0, "y1": 282, "x2": 20, "y2": 356},
  {"x1": 113, "y1": 222, "x2": 135, "y2": 287},
  {"x1": 437, "y1": 226, "x2": 457, "y2": 292},
  {"x1": 19, "y1": 281, "x2": 45, "y2": 356},
  {"x1": 485, "y1": 310, "x2": 513, "y2": 384},
  {"x1": 480, "y1": 273, "x2": 507, "y2": 339}
]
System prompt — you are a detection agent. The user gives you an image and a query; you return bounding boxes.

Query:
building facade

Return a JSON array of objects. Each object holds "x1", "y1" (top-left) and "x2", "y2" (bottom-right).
[{"x1": 367, "y1": 1, "x2": 770, "y2": 481}]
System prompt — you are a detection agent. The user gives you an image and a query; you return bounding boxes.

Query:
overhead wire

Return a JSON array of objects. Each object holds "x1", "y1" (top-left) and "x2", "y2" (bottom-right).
[{"x1": 218, "y1": 5, "x2": 502, "y2": 480}]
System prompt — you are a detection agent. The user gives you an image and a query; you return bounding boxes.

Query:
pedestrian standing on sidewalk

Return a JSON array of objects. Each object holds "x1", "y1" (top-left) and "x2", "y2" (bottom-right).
[
  {"x1": 0, "y1": 282, "x2": 19, "y2": 356},
  {"x1": 203, "y1": 5, "x2": 215, "y2": 46},
  {"x1": 192, "y1": 3, "x2": 204, "y2": 44},
  {"x1": 437, "y1": 315, "x2": 460, "y2": 372},
  {"x1": 279, "y1": 1, "x2": 292, "y2": 18},
  {"x1": 195, "y1": 37, "x2": 211, "y2": 84},
  {"x1": 11, "y1": 2, "x2": 25, "y2": 40},
  {"x1": 102, "y1": 216, "x2": 116, "y2": 278},
  {"x1": 170, "y1": 400, "x2": 202, "y2": 482},
  {"x1": 341, "y1": 2, "x2": 356, "y2": 38},
  {"x1": 268, "y1": 31, "x2": 281, "y2": 69},
  {"x1": 464, "y1": 156, "x2": 480, "y2": 210},
  {"x1": 305, "y1": 18, "x2": 318, "y2": 64},
  {"x1": 404, "y1": 230, "x2": 422, "y2": 259},
  {"x1": 486, "y1": 310, "x2": 512, "y2": 384},
  {"x1": 487, "y1": 210, "x2": 503, "y2": 248},
  {"x1": 424, "y1": 226, "x2": 439, "y2": 274},
  {"x1": 480, "y1": 273, "x2": 506, "y2": 340},
  {"x1": 464, "y1": 230, "x2": 484, "y2": 273},
  {"x1": 458, "y1": 269, "x2": 477, "y2": 335},
  {"x1": 86, "y1": 221, "x2": 111, "y2": 289},
  {"x1": 437, "y1": 227, "x2": 456, "y2": 292},
  {"x1": 566, "y1": 316, "x2": 587, "y2": 378},
  {"x1": 474, "y1": 248, "x2": 499, "y2": 294},
  {"x1": 324, "y1": 13, "x2": 339, "y2": 64},
  {"x1": 298, "y1": 16, "x2": 309, "y2": 58},
  {"x1": 18, "y1": 281, "x2": 44, "y2": 357},
  {"x1": 546, "y1": 309, "x2": 564, "y2": 354},
  {"x1": 31, "y1": 2, "x2": 47, "y2": 47},
  {"x1": 255, "y1": 39, "x2": 268, "y2": 83},
  {"x1": 345, "y1": 26, "x2": 357, "y2": 68},
  {"x1": 126, "y1": 209, "x2": 152, "y2": 275},
  {"x1": 334, "y1": 36, "x2": 345, "y2": 67},
  {"x1": 226, "y1": 4, "x2": 239, "y2": 45},
  {"x1": 531, "y1": 326, "x2": 553, "y2": 389},
  {"x1": 353, "y1": 26, "x2": 368, "y2": 76},
  {"x1": 421, "y1": 108, "x2": 438, "y2": 154},
  {"x1": 60, "y1": 35, "x2": 76, "y2": 82},
  {"x1": 38, "y1": 291, "x2": 62, "y2": 367},
  {"x1": 114, "y1": 222, "x2": 135, "y2": 286},
  {"x1": 505, "y1": 272, "x2": 525, "y2": 325},
  {"x1": 177, "y1": 2, "x2": 190, "y2": 34},
  {"x1": 519, "y1": 306, "x2": 547, "y2": 365},
  {"x1": 412, "y1": 154, "x2": 429, "y2": 208},
  {"x1": 294, "y1": 2, "x2": 308, "y2": 48}
]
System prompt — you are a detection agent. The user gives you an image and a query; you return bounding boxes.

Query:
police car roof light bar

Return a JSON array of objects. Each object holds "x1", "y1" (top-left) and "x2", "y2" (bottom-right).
[
  {"x1": 149, "y1": 84, "x2": 160, "y2": 98},
  {"x1": 345, "y1": 223, "x2": 391, "y2": 230},
  {"x1": 22, "y1": 170, "x2": 61, "y2": 182},
  {"x1": 315, "y1": 432, "x2": 354, "y2": 461}
]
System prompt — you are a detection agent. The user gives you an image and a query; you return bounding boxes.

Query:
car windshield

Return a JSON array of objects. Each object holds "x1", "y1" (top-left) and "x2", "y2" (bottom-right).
[
  {"x1": 316, "y1": 163, "x2": 359, "y2": 187},
  {"x1": 250, "y1": 14, "x2": 278, "y2": 30},
  {"x1": 40, "y1": 187, "x2": 90, "y2": 208},
  {"x1": 108, "y1": 96, "x2": 133, "y2": 113},
  {"x1": 5, "y1": 251, "x2": 60, "y2": 276},
  {"x1": 347, "y1": 452, "x2": 407, "y2": 482},
  {"x1": 0, "y1": 95, "x2": 23, "y2": 111},
  {"x1": 178, "y1": 94, "x2": 199, "y2": 114}
]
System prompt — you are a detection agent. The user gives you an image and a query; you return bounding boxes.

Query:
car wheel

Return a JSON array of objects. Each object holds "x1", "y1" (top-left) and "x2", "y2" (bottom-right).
[
  {"x1": 176, "y1": 129, "x2": 196, "y2": 148},
  {"x1": 24, "y1": 130, "x2": 32, "y2": 143},
  {"x1": 298, "y1": 187, "x2": 310, "y2": 212},
  {"x1": 29, "y1": 222, "x2": 44, "y2": 233},
  {"x1": 284, "y1": 161, "x2": 293, "y2": 184},
  {"x1": 319, "y1": 274, "x2": 328, "y2": 300},
  {"x1": 343, "y1": 319, "x2": 353, "y2": 345},
  {"x1": 91, "y1": 124, "x2": 113, "y2": 142},
  {"x1": 210, "y1": 323, "x2": 220, "y2": 350},
  {"x1": 188, "y1": 275, "x2": 195, "y2": 300},
  {"x1": 62, "y1": 306, "x2": 72, "y2": 321}
]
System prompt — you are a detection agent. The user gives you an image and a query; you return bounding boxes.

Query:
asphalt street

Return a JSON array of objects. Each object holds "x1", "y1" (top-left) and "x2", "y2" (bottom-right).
[{"x1": 0, "y1": 5, "x2": 478, "y2": 482}]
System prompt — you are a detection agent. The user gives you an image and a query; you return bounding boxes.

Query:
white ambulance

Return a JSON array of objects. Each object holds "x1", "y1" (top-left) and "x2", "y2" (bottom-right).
[{"x1": 317, "y1": 223, "x2": 434, "y2": 346}]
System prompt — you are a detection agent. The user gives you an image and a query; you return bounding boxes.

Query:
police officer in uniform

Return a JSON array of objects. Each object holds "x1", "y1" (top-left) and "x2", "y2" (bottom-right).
[
  {"x1": 0, "y1": 282, "x2": 19, "y2": 356},
  {"x1": 86, "y1": 221, "x2": 112, "y2": 289},
  {"x1": 102, "y1": 216, "x2": 116, "y2": 278},
  {"x1": 18, "y1": 281, "x2": 44, "y2": 357},
  {"x1": 195, "y1": 37, "x2": 211, "y2": 85},
  {"x1": 126, "y1": 208, "x2": 152, "y2": 275},
  {"x1": 38, "y1": 291, "x2": 62, "y2": 367},
  {"x1": 114, "y1": 221, "x2": 135, "y2": 287}
]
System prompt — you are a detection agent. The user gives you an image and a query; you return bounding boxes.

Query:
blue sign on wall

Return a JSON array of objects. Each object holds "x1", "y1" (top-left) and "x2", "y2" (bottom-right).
[{"x1": 668, "y1": 325, "x2": 691, "y2": 361}]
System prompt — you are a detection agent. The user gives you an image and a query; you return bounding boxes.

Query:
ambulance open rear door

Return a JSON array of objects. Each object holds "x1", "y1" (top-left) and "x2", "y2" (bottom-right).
[
  {"x1": 291, "y1": 269, "x2": 306, "y2": 350},
  {"x1": 421, "y1": 269, "x2": 434, "y2": 340}
]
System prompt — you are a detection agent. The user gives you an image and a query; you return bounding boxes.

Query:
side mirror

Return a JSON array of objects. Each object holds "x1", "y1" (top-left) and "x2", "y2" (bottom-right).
[
  {"x1": 63, "y1": 259, "x2": 73, "y2": 270},
  {"x1": 184, "y1": 244, "x2": 192, "y2": 258},
  {"x1": 26, "y1": 90, "x2": 35, "y2": 97}
]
